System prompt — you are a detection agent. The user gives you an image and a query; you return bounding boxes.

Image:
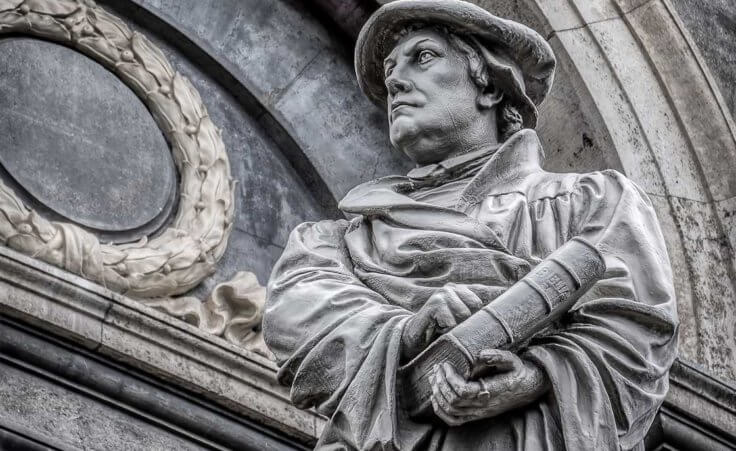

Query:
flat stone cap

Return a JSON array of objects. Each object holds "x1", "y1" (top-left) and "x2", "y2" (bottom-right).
[{"x1": 355, "y1": 0, "x2": 556, "y2": 128}]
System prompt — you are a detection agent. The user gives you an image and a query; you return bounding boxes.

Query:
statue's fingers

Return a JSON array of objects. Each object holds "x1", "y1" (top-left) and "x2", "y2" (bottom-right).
[
  {"x1": 442, "y1": 362, "x2": 481, "y2": 400},
  {"x1": 479, "y1": 371, "x2": 519, "y2": 400},
  {"x1": 443, "y1": 287, "x2": 472, "y2": 320},
  {"x1": 477, "y1": 349, "x2": 518, "y2": 372},
  {"x1": 431, "y1": 395, "x2": 473, "y2": 427},
  {"x1": 451, "y1": 284, "x2": 484, "y2": 312},
  {"x1": 434, "y1": 365, "x2": 488, "y2": 408},
  {"x1": 431, "y1": 365, "x2": 454, "y2": 402},
  {"x1": 432, "y1": 304, "x2": 458, "y2": 332},
  {"x1": 431, "y1": 377, "x2": 457, "y2": 415}
]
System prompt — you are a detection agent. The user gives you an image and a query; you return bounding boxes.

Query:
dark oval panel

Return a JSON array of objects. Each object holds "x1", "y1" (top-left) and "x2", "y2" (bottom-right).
[{"x1": 0, "y1": 37, "x2": 176, "y2": 235}]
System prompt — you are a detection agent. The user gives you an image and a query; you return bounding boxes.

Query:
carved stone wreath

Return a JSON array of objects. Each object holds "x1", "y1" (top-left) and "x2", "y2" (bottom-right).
[{"x1": 0, "y1": 0, "x2": 235, "y2": 298}]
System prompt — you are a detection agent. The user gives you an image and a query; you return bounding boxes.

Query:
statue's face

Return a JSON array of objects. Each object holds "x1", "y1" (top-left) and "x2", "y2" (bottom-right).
[{"x1": 383, "y1": 28, "x2": 487, "y2": 165}]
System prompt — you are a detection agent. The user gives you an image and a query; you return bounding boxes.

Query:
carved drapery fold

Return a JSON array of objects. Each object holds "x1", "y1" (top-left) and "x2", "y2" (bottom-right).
[{"x1": 141, "y1": 272, "x2": 273, "y2": 358}]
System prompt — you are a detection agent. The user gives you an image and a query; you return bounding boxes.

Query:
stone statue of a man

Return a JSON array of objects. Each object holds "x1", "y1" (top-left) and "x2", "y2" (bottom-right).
[{"x1": 263, "y1": 1, "x2": 678, "y2": 450}]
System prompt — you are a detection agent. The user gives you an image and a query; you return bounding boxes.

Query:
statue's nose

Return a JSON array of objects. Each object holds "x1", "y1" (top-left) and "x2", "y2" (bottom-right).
[{"x1": 386, "y1": 76, "x2": 413, "y2": 97}]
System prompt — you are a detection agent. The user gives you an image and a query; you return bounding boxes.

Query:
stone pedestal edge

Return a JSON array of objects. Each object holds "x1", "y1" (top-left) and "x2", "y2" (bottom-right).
[{"x1": 0, "y1": 245, "x2": 325, "y2": 445}]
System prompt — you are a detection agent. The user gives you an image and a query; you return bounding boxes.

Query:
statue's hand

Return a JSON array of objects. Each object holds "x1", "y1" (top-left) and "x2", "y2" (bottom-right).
[
  {"x1": 430, "y1": 349, "x2": 549, "y2": 427},
  {"x1": 401, "y1": 285, "x2": 481, "y2": 362}
]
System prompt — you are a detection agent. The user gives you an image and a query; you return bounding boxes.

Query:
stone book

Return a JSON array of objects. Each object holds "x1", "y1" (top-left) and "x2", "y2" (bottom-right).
[{"x1": 399, "y1": 237, "x2": 606, "y2": 418}]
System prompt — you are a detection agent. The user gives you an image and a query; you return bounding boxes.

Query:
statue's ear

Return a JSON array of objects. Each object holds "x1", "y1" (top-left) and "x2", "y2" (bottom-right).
[{"x1": 477, "y1": 84, "x2": 504, "y2": 110}]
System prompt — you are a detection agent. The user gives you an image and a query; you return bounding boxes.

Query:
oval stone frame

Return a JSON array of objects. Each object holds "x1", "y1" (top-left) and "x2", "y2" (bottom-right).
[{"x1": 0, "y1": 0, "x2": 235, "y2": 297}]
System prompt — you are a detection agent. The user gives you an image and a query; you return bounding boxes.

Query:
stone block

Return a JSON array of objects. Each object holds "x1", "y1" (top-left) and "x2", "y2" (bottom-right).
[
  {"x1": 586, "y1": 17, "x2": 710, "y2": 201},
  {"x1": 0, "y1": 362, "x2": 204, "y2": 451},
  {"x1": 648, "y1": 194, "x2": 700, "y2": 365},
  {"x1": 274, "y1": 50, "x2": 412, "y2": 200},
  {"x1": 138, "y1": 0, "x2": 331, "y2": 102},
  {"x1": 669, "y1": 196, "x2": 736, "y2": 381},
  {"x1": 98, "y1": 294, "x2": 322, "y2": 441},
  {"x1": 0, "y1": 248, "x2": 108, "y2": 349},
  {"x1": 668, "y1": 0, "x2": 736, "y2": 124},
  {"x1": 538, "y1": 38, "x2": 624, "y2": 174},
  {"x1": 550, "y1": 30, "x2": 665, "y2": 196},
  {"x1": 0, "y1": 246, "x2": 325, "y2": 442},
  {"x1": 627, "y1": 0, "x2": 736, "y2": 201}
]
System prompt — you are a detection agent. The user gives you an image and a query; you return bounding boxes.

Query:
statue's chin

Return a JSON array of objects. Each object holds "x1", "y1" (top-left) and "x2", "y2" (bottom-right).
[
  {"x1": 390, "y1": 119, "x2": 453, "y2": 165},
  {"x1": 392, "y1": 136, "x2": 448, "y2": 166},
  {"x1": 390, "y1": 122, "x2": 428, "y2": 163},
  {"x1": 390, "y1": 118, "x2": 419, "y2": 144}
]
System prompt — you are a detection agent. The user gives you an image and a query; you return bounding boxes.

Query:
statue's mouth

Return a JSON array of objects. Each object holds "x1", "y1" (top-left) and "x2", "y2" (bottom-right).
[{"x1": 391, "y1": 100, "x2": 416, "y2": 112}]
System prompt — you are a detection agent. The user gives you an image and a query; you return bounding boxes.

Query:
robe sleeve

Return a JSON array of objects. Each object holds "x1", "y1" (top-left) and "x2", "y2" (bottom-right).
[
  {"x1": 524, "y1": 170, "x2": 679, "y2": 451},
  {"x1": 263, "y1": 219, "x2": 422, "y2": 449}
]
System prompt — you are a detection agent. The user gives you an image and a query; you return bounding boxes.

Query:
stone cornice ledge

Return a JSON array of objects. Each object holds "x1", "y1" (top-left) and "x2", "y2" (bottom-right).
[
  {"x1": 660, "y1": 358, "x2": 736, "y2": 448},
  {"x1": 0, "y1": 245, "x2": 325, "y2": 444},
  {"x1": 1, "y1": 244, "x2": 735, "y2": 448}
]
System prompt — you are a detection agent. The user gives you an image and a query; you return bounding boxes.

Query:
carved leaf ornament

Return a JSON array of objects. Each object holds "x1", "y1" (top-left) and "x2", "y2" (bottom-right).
[
  {"x1": 0, "y1": 0, "x2": 237, "y2": 297},
  {"x1": 0, "y1": 0, "x2": 275, "y2": 355}
]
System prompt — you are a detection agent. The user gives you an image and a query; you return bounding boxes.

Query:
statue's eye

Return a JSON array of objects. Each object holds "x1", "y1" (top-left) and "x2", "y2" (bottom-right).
[{"x1": 417, "y1": 50, "x2": 436, "y2": 64}]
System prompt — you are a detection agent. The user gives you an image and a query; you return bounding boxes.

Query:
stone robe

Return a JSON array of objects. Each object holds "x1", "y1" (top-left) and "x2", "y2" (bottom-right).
[{"x1": 263, "y1": 130, "x2": 678, "y2": 451}]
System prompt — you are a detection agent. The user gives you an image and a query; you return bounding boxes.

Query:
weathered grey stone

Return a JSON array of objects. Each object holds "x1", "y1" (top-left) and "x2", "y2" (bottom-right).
[
  {"x1": 139, "y1": 0, "x2": 333, "y2": 103},
  {"x1": 274, "y1": 49, "x2": 413, "y2": 199},
  {"x1": 561, "y1": 15, "x2": 709, "y2": 201},
  {"x1": 0, "y1": 363, "x2": 204, "y2": 451},
  {"x1": 669, "y1": 196, "x2": 736, "y2": 379},
  {"x1": 626, "y1": 0, "x2": 736, "y2": 202},
  {"x1": 0, "y1": 37, "x2": 175, "y2": 236},
  {"x1": 669, "y1": 0, "x2": 736, "y2": 125},
  {"x1": 473, "y1": 0, "x2": 653, "y2": 39},
  {"x1": 0, "y1": 319, "x2": 307, "y2": 450},
  {"x1": 662, "y1": 360, "x2": 736, "y2": 449},
  {"x1": 548, "y1": 28, "x2": 667, "y2": 196},
  {"x1": 536, "y1": 40, "x2": 623, "y2": 175},
  {"x1": 648, "y1": 194, "x2": 701, "y2": 364},
  {"x1": 718, "y1": 196, "x2": 736, "y2": 265},
  {"x1": 0, "y1": 245, "x2": 325, "y2": 443},
  {"x1": 127, "y1": 0, "x2": 413, "y2": 202}
]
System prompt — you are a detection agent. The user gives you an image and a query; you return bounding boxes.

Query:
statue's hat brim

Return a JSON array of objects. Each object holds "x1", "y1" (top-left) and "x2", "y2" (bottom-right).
[{"x1": 355, "y1": 0, "x2": 556, "y2": 128}]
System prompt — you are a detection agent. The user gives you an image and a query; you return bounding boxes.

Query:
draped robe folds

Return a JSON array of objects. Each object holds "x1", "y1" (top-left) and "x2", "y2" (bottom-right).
[{"x1": 263, "y1": 130, "x2": 679, "y2": 451}]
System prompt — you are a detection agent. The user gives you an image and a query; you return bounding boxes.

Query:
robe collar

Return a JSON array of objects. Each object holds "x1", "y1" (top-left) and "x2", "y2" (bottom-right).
[
  {"x1": 457, "y1": 129, "x2": 545, "y2": 210},
  {"x1": 406, "y1": 144, "x2": 500, "y2": 186},
  {"x1": 340, "y1": 129, "x2": 545, "y2": 212},
  {"x1": 338, "y1": 130, "x2": 546, "y2": 254}
]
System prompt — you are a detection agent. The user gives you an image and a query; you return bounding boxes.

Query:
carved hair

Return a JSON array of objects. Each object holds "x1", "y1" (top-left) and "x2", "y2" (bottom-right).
[{"x1": 393, "y1": 24, "x2": 524, "y2": 141}]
